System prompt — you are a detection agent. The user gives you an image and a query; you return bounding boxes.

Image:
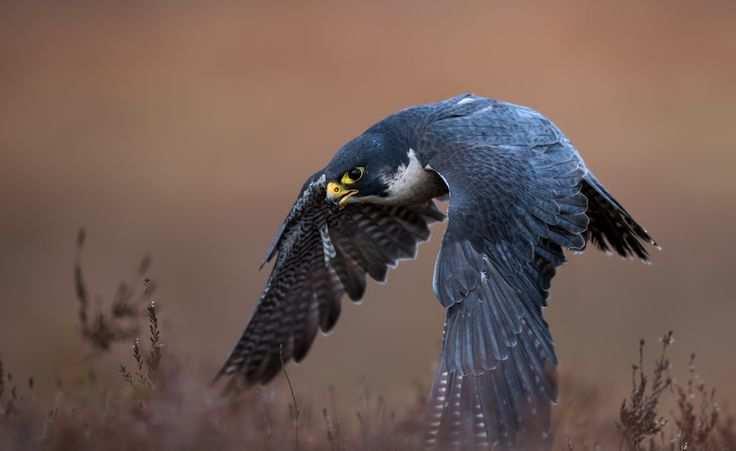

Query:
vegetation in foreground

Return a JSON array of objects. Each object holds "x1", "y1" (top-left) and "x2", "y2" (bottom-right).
[{"x1": 0, "y1": 231, "x2": 733, "y2": 451}]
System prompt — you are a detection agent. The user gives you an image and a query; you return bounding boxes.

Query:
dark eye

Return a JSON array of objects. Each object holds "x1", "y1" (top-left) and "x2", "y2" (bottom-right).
[
  {"x1": 348, "y1": 167, "x2": 364, "y2": 180},
  {"x1": 341, "y1": 166, "x2": 365, "y2": 185}
]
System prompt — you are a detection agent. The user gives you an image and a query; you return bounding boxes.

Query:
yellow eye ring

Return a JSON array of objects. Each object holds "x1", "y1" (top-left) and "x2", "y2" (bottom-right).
[{"x1": 341, "y1": 166, "x2": 365, "y2": 185}]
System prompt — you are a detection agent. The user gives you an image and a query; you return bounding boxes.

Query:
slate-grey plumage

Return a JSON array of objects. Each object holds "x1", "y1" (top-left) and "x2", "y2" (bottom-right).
[{"x1": 215, "y1": 94, "x2": 657, "y2": 449}]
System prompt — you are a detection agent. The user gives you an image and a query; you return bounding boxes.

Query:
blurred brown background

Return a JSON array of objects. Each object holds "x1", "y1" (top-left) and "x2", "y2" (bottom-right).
[{"x1": 1, "y1": 1, "x2": 734, "y2": 408}]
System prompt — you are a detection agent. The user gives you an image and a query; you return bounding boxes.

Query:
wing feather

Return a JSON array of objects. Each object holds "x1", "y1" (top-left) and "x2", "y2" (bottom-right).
[
  {"x1": 215, "y1": 174, "x2": 444, "y2": 385},
  {"x1": 422, "y1": 102, "x2": 587, "y2": 449},
  {"x1": 421, "y1": 96, "x2": 655, "y2": 449}
]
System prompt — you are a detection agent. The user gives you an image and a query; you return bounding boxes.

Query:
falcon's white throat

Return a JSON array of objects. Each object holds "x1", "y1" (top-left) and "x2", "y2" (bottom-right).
[{"x1": 375, "y1": 148, "x2": 439, "y2": 205}]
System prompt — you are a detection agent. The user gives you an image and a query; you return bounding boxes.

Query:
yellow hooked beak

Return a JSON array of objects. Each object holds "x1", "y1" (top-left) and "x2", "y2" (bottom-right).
[{"x1": 326, "y1": 181, "x2": 359, "y2": 208}]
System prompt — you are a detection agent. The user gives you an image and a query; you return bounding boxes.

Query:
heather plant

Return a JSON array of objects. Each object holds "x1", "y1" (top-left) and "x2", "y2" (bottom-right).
[
  {"x1": 75, "y1": 228, "x2": 156, "y2": 351},
  {"x1": 0, "y1": 232, "x2": 732, "y2": 451},
  {"x1": 617, "y1": 332, "x2": 673, "y2": 450}
]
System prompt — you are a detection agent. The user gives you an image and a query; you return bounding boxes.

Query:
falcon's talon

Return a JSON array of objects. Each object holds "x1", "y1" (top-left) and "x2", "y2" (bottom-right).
[{"x1": 217, "y1": 93, "x2": 658, "y2": 449}]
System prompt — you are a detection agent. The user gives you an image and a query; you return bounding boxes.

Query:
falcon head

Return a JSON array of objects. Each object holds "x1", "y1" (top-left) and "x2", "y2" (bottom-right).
[{"x1": 323, "y1": 131, "x2": 440, "y2": 207}]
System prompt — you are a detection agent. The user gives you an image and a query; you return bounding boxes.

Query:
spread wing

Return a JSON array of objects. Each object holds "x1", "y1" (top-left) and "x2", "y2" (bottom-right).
[
  {"x1": 421, "y1": 98, "x2": 591, "y2": 449},
  {"x1": 419, "y1": 95, "x2": 657, "y2": 449},
  {"x1": 215, "y1": 173, "x2": 445, "y2": 385}
]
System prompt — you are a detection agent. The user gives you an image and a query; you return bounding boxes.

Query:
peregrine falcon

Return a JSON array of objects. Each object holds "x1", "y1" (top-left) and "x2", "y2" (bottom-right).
[{"x1": 215, "y1": 94, "x2": 657, "y2": 449}]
